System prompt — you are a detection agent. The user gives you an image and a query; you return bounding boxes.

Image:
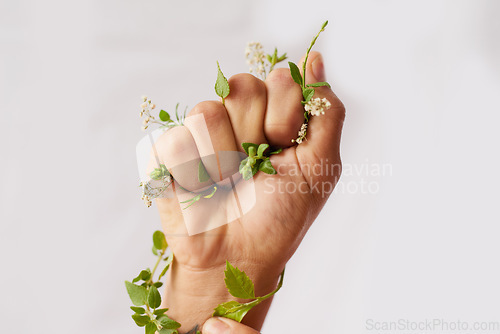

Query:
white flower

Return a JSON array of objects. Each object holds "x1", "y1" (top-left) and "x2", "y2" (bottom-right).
[
  {"x1": 245, "y1": 41, "x2": 267, "y2": 79},
  {"x1": 304, "y1": 97, "x2": 331, "y2": 117},
  {"x1": 292, "y1": 123, "x2": 308, "y2": 144}
]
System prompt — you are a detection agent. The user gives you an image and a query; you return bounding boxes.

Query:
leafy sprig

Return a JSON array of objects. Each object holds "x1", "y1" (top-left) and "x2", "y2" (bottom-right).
[
  {"x1": 125, "y1": 231, "x2": 181, "y2": 334},
  {"x1": 246, "y1": 42, "x2": 287, "y2": 80},
  {"x1": 159, "y1": 103, "x2": 188, "y2": 128},
  {"x1": 213, "y1": 261, "x2": 285, "y2": 322},
  {"x1": 288, "y1": 21, "x2": 330, "y2": 119},
  {"x1": 286, "y1": 21, "x2": 331, "y2": 144},
  {"x1": 238, "y1": 143, "x2": 282, "y2": 180}
]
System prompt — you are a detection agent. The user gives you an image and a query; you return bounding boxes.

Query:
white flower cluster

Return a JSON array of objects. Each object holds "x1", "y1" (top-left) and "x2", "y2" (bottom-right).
[
  {"x1": 292, "y1": 123, "x2": 308, "y2": 144},
  {"x1": 305, "y1": 97, "x2": 331, "y2": 117},
  {"x1": 245, "y1": 42, "x2": 267, "y2": 79},
  {"x1": 139, "y1": 182, "x2": 152, "y2": 207},
  {"x1": 140, "y1": 96, "x2": 157, "y2": 130}
]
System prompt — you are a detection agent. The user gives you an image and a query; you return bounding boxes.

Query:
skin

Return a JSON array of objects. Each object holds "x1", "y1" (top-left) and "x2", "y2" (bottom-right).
[{"x1": 153, "y1": 52, "x2": 345, "y2": 332}]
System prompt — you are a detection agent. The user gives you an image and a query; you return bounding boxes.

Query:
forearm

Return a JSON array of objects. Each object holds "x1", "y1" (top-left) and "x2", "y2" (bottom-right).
[{"x1": 163, "y1": 258, "x2": 282, "y2": 332}]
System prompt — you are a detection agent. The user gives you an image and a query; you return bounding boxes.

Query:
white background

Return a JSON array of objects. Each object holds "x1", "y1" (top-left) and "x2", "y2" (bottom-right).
[{"x1": 1, "y1": 0, "x2": 499, "y2": 333}]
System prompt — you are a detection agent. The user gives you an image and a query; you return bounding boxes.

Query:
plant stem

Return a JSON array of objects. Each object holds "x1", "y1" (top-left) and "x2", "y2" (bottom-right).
[
  {"x1": 302, "y1": 21, "x2": 328, "y2": 90},
  {"x1": 148, "y1": 250, "x2": 165, "y2": 284}
]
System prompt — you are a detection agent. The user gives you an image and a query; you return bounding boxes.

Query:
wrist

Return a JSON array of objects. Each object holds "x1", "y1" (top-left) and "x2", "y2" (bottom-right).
[{"x1": 163, "y1": 258, "x2": 283, "y2": 332}]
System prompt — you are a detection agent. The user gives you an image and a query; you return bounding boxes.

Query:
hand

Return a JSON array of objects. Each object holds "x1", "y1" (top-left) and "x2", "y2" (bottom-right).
[
  {"x1": 153, "y1": 51, "x2": 345, "y2": 331},
  {"x1": 203, "y1": 317, "x2": 261, "y2": 334}
]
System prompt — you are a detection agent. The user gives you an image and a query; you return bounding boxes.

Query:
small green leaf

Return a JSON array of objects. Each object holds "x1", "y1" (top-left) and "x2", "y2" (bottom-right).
[
  {"x1": 266, "y1": 54, "x2": 272, "y2": 63},
  {"x1": 125, "y1": 281, "x2": 148, "y2": 306},
  {"x1": 241, "y1": 143, "x2": 258, "y2": 156},
  {"x1": 132, "y1": 269, "x2": 151, "y2": 283},
  {"x1": 152, "y1": 246, "x2": 158, "y2": 256},
  {"x1": 153, "y1": 230, "x2": 168, "y2": 252},
  {"x1": 288, "y1": 62, "x2": 303, "y2": 86},
  {"x1": 251, "y1": 160, "x2": 261, "y2": 177},
  {"x1": 307, "y1": 81, "x2": 331, "y2": 88},
  {"x1": 322, "y1": 20, "x2": 329, "y2": 29},
  {"x1": 239, "y1": 161, "x2": 253, "y2": 181},
  {"x1": 132, "y1": 314, "x2": 151, "y2": 327},
  {"x1": 215, "y1": 61, "x2": 230, "y2": 103},
  {"x1": 131, "y1": 306, "x2": 146, "y2": 314},
  {"x1": 277, "y1": 53, "x2": 288, "y2": 62},
  {"x1": 158, "y1": 261, "x2": 171, "y2": 281},
  {"x1": 159, "y1": 110, "x2": 171, "y2": 122},
  {"x1": 158, "y1": 329, "x2": 177, "y2": 334},
  {"x1": 224, "y1": 261, "x2": 255, "y2": 299},
  {"x1": 148, "y1": 285, "x2": 162, "y2": 309},
  {"x1": 154, "y1": 308, "x2": 169, "y2": 316},
  {"x1": 158, "y1": 253, "x2": 173, "y2": 280},
  {"x1": 213, "y1": 300, "x2": 241, "y2": 316},
  {"x1": 259, "y1": 159, "x2": 277, "y2": 175},
  {"x1": 303, "y1": 88, "x2": 314, "y2": 102},
  {"x1": 198, "y1": 161, "x2": 210, "y2": 183},
  {"x1": 145, "y1": 321, "x2": 158, "y2": 334},
  {"x1": 157, "y1": 315, "x2": 181, "y2": 329},
  {"x1": 257, "y1": 143, "x2": 269, "y2": 158},
  {"x1": 213, "y1": 300, "x2": 256, "y2": 323},
  {"x1": 153, "y1": 282, "x2": 163, "y2": 288},
  {"x1": 270, "y1": 148, "x2": 282, "y2": 155}
]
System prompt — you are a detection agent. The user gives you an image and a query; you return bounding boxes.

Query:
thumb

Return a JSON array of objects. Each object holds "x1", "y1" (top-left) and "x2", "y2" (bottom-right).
[
  {"x1": 295, "y1": 51, "x2": 345, "y2": 192},
  {"x1": 203, "y1": 317, "x2": 260, "y2": 334}
]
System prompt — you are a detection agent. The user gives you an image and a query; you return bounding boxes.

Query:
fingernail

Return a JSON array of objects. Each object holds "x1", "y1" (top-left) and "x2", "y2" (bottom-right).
[
  {"x1": 312, "y1": 54, "x2": 326, "y2": 82},
  {"x1": 203, "y1": 317, "x2": 230, "y2": 334}
]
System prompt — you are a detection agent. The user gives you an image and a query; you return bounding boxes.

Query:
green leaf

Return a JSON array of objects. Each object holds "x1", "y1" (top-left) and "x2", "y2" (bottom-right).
[
  {"x1": 133, "y1": 269, "x2": 151, "y2": 283},
  {"x1": 259, "y1": 159, "x2": 277, "y2": 175},
  {"x1": 215, "y1": 61, "x2": 230, "y2": 103},
  {"x1": 266, "y1": 54, "x2": 272, "y2": 63},
  {"x1": 131, "y1": 306, "x2": 146, "y2": 314},
  {"x1": 159, "y1": 110, "x2": 171, "y2": 122},
  {"x1": 154, "y1": 308, "x2": 169, "y2": 316},
  {"x1": 158, "y1": 329, "x2": 177, "y2": 334},
  {"x1": 158, "y1": 253, "x2": 173, "y2": 280},
  {"x1": 241, "y1": 143, "x2": 258, "y2": 156},
  {"x1": 157, "y1": 315, "x2": 181, "y2": 329},
  {"x1": 152, "y1": 246, "x2": 158, "y2": 256},
  {"x1": 153, "y1": 230, "x2": 168, "y2": 252},
  {"x1": 277, "y1": 53, "x2": 288, "y2": 62},
  {"x1": 153, "y1": 282, "x2": 163, "y2": 288},
  {"x1": 213, "y1": 300, "x2": 241, "y2": 316},
  {"x1": 303, "y1": 88, "x2": 314, "y2": 102},
  {"x1": 239, "y1": 160, "x2": 253, "y2": 181},
  {"x1": 257, "y1": 143, "x2": 269, "y2": 158},
  {"x1": 198, "y1": 161, "x2": 210, "y2": 183},
  {"x1": 148, "y1": 285, "x2": 162, "y2": 309},
  {"x1": 270, "y1": 148, "x2": 282, "y2": 155},
  {"x1": 322, "y1": 20, "x2": 329, "y2": 29},
  {"x1": 213, "y1": 300, "x2": 255, "y2": 323},
  {"x1": 288, "y1": 62, "x2": 303, "y2": 86},
  {"x1": 145, "y1": 321, "x2": 158, "y2": 334},
  {"x1": 132, "y1": 314, "x2": 151, "y2": 327},
  {"x1": 251, "y1": 160, "x2": 261, "y2": 177},
  {"x1": 224, "y1": 261, "x2": 255, "y2": 299},
  {"x1": 307, "y1": 81, "x2": 331, "y2": 88},
  {"x1": 125, "y1": 281, "x2": 148, "y2": 306}
]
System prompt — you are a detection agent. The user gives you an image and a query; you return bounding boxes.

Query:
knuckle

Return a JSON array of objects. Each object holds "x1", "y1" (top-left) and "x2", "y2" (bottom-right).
[
  {"x1": 227, "y1": 73, "x2": 266, "y2": 98},
  {"x1": 189, "y1": 101, "x2": 226, "y2": 124},
  {"x1": 265, "y1": 68, "x2": 296, "y2": 88}
]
